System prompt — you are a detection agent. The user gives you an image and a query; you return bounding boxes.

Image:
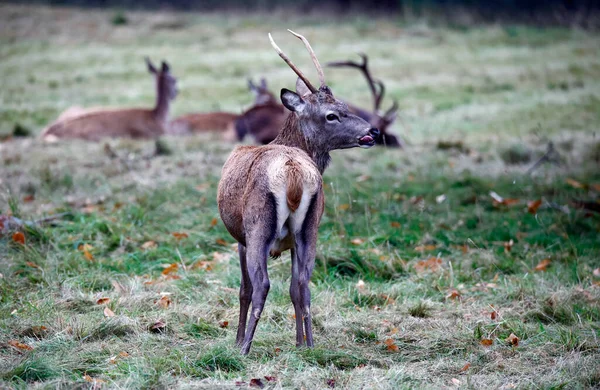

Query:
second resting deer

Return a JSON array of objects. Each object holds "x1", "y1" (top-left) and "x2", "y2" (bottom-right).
[{"x1": 217, "y1": 30, "x2": 379, "y2": 355}]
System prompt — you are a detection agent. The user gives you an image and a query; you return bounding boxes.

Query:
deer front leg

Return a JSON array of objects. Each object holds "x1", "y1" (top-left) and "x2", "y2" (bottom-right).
[
  {"x1": 290, "y1": 248, "x2": 305, "y2": 347},
  {"x1": 236, "y1": 244, "x2": 252, "y2": 346},
  {"x1": 240, "y1": 240, "x2": 271, "y2": 355}
]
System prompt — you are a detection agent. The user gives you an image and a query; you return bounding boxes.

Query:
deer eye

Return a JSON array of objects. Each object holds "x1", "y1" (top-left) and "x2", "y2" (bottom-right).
[{"x1": 326, "y1": 113, "x2": 339, "y2": 122}]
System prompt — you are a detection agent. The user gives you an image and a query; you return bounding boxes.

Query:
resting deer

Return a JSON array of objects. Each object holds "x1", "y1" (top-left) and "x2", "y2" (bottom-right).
[
  {"x1": 40, "y1": 58, "x2": 177, "y2": 142},
  {"x1": 217, "y1": 30, "x2": 379, "y2": 355},
  {"x1": 328, "y1": 54, "x2": 401, "y2": 147}
]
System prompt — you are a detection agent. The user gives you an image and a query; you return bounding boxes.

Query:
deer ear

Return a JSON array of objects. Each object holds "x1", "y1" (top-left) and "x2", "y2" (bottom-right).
[
  {"x1": 281, "y1": 88, "x2": 306, "y2": 113},
  {"x1": 248, "y1": 79, "x2": 256, "y2": 91},
  {"x1": 260, "y1": 78, "x2": 267, "y2": 89},
  {"x1": 146, "y1": 57, "x2": 157, "y2": 74},
  {"x1": 161, "y1": 61, "x2": 170, "y2": 73},
  {"x1": 295, "y1": 77, "x2": 311, "y2": 98}
]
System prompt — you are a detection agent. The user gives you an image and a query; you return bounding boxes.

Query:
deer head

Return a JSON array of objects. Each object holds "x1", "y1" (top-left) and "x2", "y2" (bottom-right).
[
  {"x1": 146, "y1": 58, "x2": 178, "y2": 122},
  {"x1": 328, "y1": 54, "x2": 401, "y2": 147},
  {"x1": 248, "y1": 78, "x2": 278, "y2": 105},
  {"x1": 270, "y1": 31, "x2": 379, "y2": 171}
]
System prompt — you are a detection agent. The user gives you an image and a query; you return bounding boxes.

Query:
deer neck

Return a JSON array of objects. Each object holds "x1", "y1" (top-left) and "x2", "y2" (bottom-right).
[
  {"x1": 153, "y1": 80, "x2": 170, "y2": 124},
  {"x1": 271, "y1": 113, "x2": 330, "y2": 174}
]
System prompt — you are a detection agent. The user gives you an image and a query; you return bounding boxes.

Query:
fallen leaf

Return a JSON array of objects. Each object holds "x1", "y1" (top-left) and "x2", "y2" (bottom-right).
[
  {"x1": 527, "y1": 199, "x2": 542, "y2": 214},
  {"x1": 414, "y1": 257, "x2": 443, "y2": 273},
  {"x1": 141, "y1": 240, "x2": 157, "y2": 250},
  {"x1": 414, "y1": 244, "x2": 437, "y2": 251},
  {"x1": 249, "y1": 378, "x2": 264, "y2": 388},
  {"x1": 235, "y1": 381, "x2": 247, "y2": 386},
  {"x1": 390, "y1": 221, "x2": 401, "y2": 228},
  {"x1": 326, "y1": 379, "x2": 336, "y2": 388},
  {"x1": 23, "y1": 195, "x2": 35, "y2": 203},
  {"x1": 21, "y1": 326, "x2": 48, "y2": 338},
  {"x1": 25, "y1": 261, "x2": 39, "y2": 268},
  {"x1": 490, "y1": 191, "x2": 520, "y2": 207},
  {"x1": 219, "y1": 320, "x2": 229, "y2": 328},
  {"x1": 216, "y1": 238, "x2": 228, "y2": 246},
  {"x1": 386, "y1": 344, "x2": 399, "y2": 352},
  {"x1": 264, "y1": 376, "x2": 277, "y2": 382},
  {"x1": 480, "y1": 338, "x2": 493, "y2": 346},
  {"x1": 446, "y1": 289, "x2": 461, "y2": 300},
  {"x1": 566, "y1": 178, "x2": 585, "y2": 189},
  {"x1": 210, "y1": 218, "x2": 218, "y2": 227},
  {"x1": 82, "y1": 247, "x2": 94, "y2": 261},
  {"x1": 193, "y1": 260, "x2": 214, "y2": 271},
  {"x1": 503, "y1": 239, "x2": 514, "y2": 253},
  {"x1": 534, "y1": 259, "x2": 551, "y2": 272},
  {"x1": 8, "y1": 340, "x2": 33, "y2": 351},
  {"x1": 96, "y1": 298, "x2": 110, "y2": 305},
  {"x1": 119, "y1": 351, "x2": 129, "y2": 358},
  {"x1": 155, "y1": 296, "x2": 171, "y2": 309},
  {"x1": 491, "y1": 310, "x2": 498, "y2": 320},
  {"x1": 149, "y1": 320, "x2": 166, "y2": 333},
  {"x1": 162, "y1": 263, "x2": 178, "y2": 275},
  {"x1": 338, "y1": 203, "x2": 350, "y2": 211},
  {"x1": 12, "y1": 232, "x2": 25, "y2": 245},
  {"x1": 103, "y1": 307, "x2": 115, "y2": 317},
  {"x1": 274, "y1": 347, "x2": 282, "y2": 355},
  {"x1": 83, "y1": 374, "x2": 106, "y2": 384},
  {"x1": 460, "y1": 363, "x2": 471, "y2": 372},
  {"x1": 172, "y1": 232, "x2": 188, "y2": 240},
  {"x1": 351, "y1": 238, "x2": 365, "y2": 245},
  {"x1": 505, "y1": 333, "x2": 519, "y2": 346},
  {"x1": 384, "y1": 338, "x2": 395, "y2": 346}
]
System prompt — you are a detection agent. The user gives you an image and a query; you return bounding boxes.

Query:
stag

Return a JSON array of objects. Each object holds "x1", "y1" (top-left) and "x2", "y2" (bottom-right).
[
  {"x1": 217, "y1": 30, "x2": 379, "y2": 355},
  {"x1": 328, "y1": 54, "x2": 401, "y2": 147},
  {"x1": 41, "y1": 58, "x2": 177, "y2": 142}
]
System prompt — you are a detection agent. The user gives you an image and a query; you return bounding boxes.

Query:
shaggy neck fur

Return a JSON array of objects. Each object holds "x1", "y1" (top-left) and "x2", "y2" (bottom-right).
[
  {"x1": 271, "y1": 113, "x2": 331, "y2": 174},
  {"x1": 153, "y1": 77, "x2": 170, "y2": 124}
]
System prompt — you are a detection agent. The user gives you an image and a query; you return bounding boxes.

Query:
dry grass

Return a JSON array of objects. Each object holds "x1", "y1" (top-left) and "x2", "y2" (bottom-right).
[{"x1": 1, "y1": 4, "x2": 599, "y2": 389}]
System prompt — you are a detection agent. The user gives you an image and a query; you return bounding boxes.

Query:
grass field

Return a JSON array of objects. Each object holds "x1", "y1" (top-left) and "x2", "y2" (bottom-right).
[{"x1": 1, "y1": 4, "x2": 600, "y2": 389}]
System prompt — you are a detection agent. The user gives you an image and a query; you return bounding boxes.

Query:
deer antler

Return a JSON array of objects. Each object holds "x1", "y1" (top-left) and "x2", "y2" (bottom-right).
[
  {"x1": 328, "y1": 53, "x2": 385, "y2": 112},
  {"x1": 269, "y1": 32, "x2": 318, "y2": 93},
  {"x1": 287, "y1": 29, "x2": 326, "y2": 89}
]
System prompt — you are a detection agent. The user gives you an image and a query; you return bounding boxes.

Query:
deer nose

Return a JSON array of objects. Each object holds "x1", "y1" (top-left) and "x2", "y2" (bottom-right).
[{"x1": 369, "y1": 128, "x2": 380, "y2": 139}]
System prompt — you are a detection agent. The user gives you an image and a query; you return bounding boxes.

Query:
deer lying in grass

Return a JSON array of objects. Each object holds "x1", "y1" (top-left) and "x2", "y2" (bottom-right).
[
  {"x1": 40, "y1": 58, "x2": 177, "y2": 142},
  {"x1": 168, "y1": 78, "x2": 279, "y2": 141},
  {"x1": 328, "y1": 54, "x2": 401, "y2": 147},
  {"x1": 217, "y1": 30, "x2": 379, "y2": 355}
]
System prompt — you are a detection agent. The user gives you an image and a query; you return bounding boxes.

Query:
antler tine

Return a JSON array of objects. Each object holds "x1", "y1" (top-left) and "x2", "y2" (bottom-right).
[
  {"x1": 327, "y1": 53, "x2": 381, "y2": 112},
  {"x1": 385, "y1": 100, "x2": 399, "y2": 117},
  {"x1": 374, "y1": 79, "x2": 385, "y2": 112},
  {"x1": 269, "y1": 32, "x2": 317, "y2": 93},
  {"x1": 287, "y1": 29, "x2": 326, "y2": 88}
]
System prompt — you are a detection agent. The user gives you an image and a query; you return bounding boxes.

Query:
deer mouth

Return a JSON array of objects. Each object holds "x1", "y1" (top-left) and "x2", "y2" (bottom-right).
[{"x1": 358, "y1": 134, "x2": 375, "y2": 148}]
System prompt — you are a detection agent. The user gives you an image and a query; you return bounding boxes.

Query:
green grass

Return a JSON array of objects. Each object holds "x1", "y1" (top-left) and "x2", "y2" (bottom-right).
[{"x1": 1, "y1": 4, "x2": 600, "y2": 389}]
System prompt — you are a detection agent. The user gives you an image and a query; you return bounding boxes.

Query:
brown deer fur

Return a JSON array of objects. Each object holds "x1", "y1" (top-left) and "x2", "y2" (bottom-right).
[
  {"x1": 40, "y1": 59, "x2": 177, "y2": 142},
  {"x1": 217, "y1": 31, "x2": 379, "y2": 355}
]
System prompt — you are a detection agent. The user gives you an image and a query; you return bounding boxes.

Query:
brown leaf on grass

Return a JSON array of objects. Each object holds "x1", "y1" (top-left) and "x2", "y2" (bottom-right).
[
  {"x1": 534, "y1": 259, "x2": 551, "y2": 272},
  {"x1": 350, "y1": 238, "x2": 365, "y2": 245},
  {"x1": 192, "y1": 260, "x2": 214, "y2": 271},
  {"x1": 249, "y1": 378, "x2": 265, "y2": 388},
  {"x1": 390, "y1": 221, "x2": 401, "y2": 228},
  {"x1": 387, "y1": 344, "x2": 399, "y2": 352},
  {"x1": 141, "y1": 240, "x2": 157, "y2": 250},
  {"x1": 83, "y1": 374, "x2": 106, "y2": 385},
  {"x1": 480, "y1": 339, "x2": 493, "y2": 346},
  {"x1": 216, "y1": 238, "x2": 228, "y2": 246},
  {"x1": 326, "y1": 379, "x2": 336, "y2": 388},
  {"x1": 103, "y1": 307, "x2": 115, "y2": 317},
  {"x1": 161, "y1": 263, "x2": 178, "y2": 275},
  {"x1": 96, "y1": 298, "x2": 110, "y2": 305},
  {"x1": 155, "y1": 296, "x2": 171, "y2": 309},
  {"x1": 235, "y1": 381, "x2": 247, "y2": 386},
  {"x1": 414, "y1": 257, "x2": 443, "y2": 273},
  {"x1": 503, "y1": 239, "x2": 514, "y2": 253},
  {"x1": 25, "y1": 261, "x2": 39, "y2": 268},
  {"x1": 460, "y1": 363, "x2": 471, "y2": 372},
  {"x1": 23, "y1": 195, "x2": 35, "y2": 203},
  {"x1": 414, "y1": 244, "x2": 437, "y2": 251},
  {"x1": 210, "y1": 218, "x2": 218, "y2": 227},
  {"x1": 490, "y1": 191, "x2": 520, "y2": 207},
  {"x1": 505, "y1": 333, "x2": 519, "y2": 346},
  {"x1": 119, "y1": 351, "x2": 129, "y2": 358},
  {"x1": 384, "y1": 338, "x2": 395, "y2": 346},
  {"x1": 8, "y1": 340, "x2": 33, "y2": 351},
  {"x1": 21, "y1": 326, "x2": 48, "y2": 338},
  {"x1": 149, "y1": 320, "x2": 166, "y2": 333},
  {"x1": 12, "y1": 231, "x2": 25, "y2": 245},
  {"x1": 264, "y1": 376, "x2": 277, "y2": 383},
  {"x1": 274, "y1": 347, "x2": 282, "y2": 355},
  {"x1": 219, "y1": 321, "x2": 229, "y2": 328},
  {"x1": 172, "y1": 232, "x2": 188, "y2": 240},
  {"x1": 338, "y1": 203, "x2": 350, "y2": 211},
  {"x1": 566, "y1": 178, "x2": 585, "y2": 189},
  {"x1": 491, "y1": 309, "x2": 498, "y2": 320},
  {"x1": 446, "y1": 289, "x2": 461, "y2": 300},
  {"x1": 527, "y1": 199, "x2": 542, "y2": 214}
]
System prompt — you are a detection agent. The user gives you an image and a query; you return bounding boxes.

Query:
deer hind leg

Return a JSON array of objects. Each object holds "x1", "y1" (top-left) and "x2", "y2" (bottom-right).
[
  {"x1": 290, "y1": 247, "x2": 305, "y2": 347},
  {"x1": 236, "y1": 244, "x2": 252, "y2": 346}
]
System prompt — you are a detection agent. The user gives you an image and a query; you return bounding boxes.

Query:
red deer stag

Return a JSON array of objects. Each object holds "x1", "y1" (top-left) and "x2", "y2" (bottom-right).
[
  {"x1": 328, "y1": 54, "x2": 401, "y2": 147},
  {"x1": 40, "y1": 58, "x2": 177, "y2": 142},
  {"x1": 217, "y1": 30, "x2": 379, "y2": 355}
]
